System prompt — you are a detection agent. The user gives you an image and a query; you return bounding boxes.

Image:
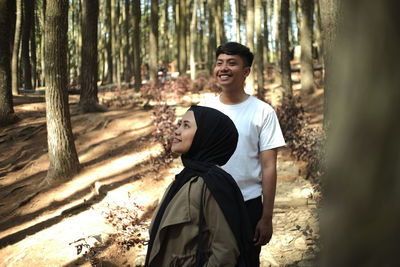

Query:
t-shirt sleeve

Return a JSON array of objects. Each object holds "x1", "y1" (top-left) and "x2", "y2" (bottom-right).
[{"x1": 259, "y1": 109, "x2": 286, "y2": 151}]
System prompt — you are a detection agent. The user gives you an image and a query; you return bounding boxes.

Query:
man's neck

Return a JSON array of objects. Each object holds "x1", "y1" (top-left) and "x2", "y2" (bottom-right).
[{"x1": 219, "y1": 89, "x2": 249, "y2": 105}]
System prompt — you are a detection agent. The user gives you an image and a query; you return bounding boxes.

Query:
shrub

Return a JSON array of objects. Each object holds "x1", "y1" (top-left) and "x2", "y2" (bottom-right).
[
  {"x1": 151, "y1": 104, "x2": 177, "y2": 162},
  {"x1": 277, "y1": 95, "x2": 326, "y2": 182}
]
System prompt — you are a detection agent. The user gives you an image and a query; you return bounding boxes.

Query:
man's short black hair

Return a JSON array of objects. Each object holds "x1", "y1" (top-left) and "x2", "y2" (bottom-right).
[{"x1": 216, "y1": 42, "x2": 254, "y2": 67}]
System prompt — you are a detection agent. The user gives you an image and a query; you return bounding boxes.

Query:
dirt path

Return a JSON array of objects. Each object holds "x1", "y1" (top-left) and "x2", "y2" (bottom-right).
[{"x1": 0, "y1": 90, "x2": 320, "y2": 266}]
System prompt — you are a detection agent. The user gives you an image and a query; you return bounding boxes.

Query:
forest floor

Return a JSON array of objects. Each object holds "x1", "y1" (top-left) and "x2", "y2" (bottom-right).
[{"x1": 0, "y1": 82, "x2": 324, "y2": 267}]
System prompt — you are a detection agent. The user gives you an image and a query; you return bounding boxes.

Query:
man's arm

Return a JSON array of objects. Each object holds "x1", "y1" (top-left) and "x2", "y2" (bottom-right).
[{"x1": 253, "y1": 148, "x2": 278, "y2": 246}]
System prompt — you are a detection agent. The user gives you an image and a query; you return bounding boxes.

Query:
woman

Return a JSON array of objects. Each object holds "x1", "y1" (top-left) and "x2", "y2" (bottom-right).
[{"x1": 145, "y1": 105, "x2": 255, "y2": 267}]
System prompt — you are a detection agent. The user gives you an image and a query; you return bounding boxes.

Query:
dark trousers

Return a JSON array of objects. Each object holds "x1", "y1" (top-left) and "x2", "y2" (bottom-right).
[{"x1": 244, "y1": 196, "x2": 263, "y2": 267}]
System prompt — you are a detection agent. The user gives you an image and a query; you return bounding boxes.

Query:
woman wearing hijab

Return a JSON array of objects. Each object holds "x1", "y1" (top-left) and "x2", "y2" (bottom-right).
[{"x1": 145, "y1": 105, "x2": 255, "y2": 267}]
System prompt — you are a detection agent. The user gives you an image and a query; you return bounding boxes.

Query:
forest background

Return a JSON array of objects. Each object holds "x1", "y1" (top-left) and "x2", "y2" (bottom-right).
[{"x1": 1, "y1": 0, "x2": 399, "y2": 266}]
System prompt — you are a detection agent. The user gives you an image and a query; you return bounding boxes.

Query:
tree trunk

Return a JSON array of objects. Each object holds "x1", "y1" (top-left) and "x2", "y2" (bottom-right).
[
  {"x1": 245, "y1": 0, "x2": 255, "y2": 94},
  {"x1": 319, "y1": 0, "x2": 341, "y2": 127},
  {"x1": 21, "y1": 0, "x2": 33, "y2": 91},
  {"x1": 105, "y1": 0, "x2": 113, "y2": 84},
  {"x1": 262, "y1": 0, "x2": 270, "y2": 64},
  {"x1": 215, "y1": 0, "x2": 226, "y2": 45},
  {"x1": 178, "y1": 0, "x2": 187, "y2": 75},
  {"x1": 132, "y1": 0, "x2": 141, "y2": 91},
  {"x1": 123, "y1": 0, "x2": 131, "y2": 83},
  {"x1": 190, "y1": 0, "x2": 199, "y2": 80},
  {"x1": 207, "y1": 0, "x2": 216, "y2": 74},
  {"x1": 235, "y1": 0, "x2": 241, "y2": 42},
  {"x1": 273, "y1": 0, "x2": 280, "y2": 66},
  {"x1": 162, "y1": 0, "x2": 170, "y2": 67},
  {"x1": 322, "y1": 2, "x2": 400, "y2": 266},
  {"x1": 255, "y1": 0, "x2": 264, "y2": 99},
  {"x1": 40, "y1": 0, "x2": 46, "y2": 87},
  {"x1": 300, "y1": 0, "x2": 314, "y2": 94},
  {"x1": 30, "y1": 1, "x2": 37, "y2": 89},
  {"x1": 80, "y1": 0, "x2": 104, "y2": 113},
  {"x1": 111, "y1": 0, "x2": 119, "y2": 85},
  {"x1": 280, "y1": 0, "x2": 292, "y2": 96},
  {"x1": 12, "y1": 0, "x2": 22, "y2": 95},
  {"x1": 0, "y1": 0, "x2": 16, "y2": 126},
  {"x1": 44, "y1": 0, "x2": 80, "y2": 180},
  {"x1": 149, "y1": 0, "x2": 159, "y2": 81}
]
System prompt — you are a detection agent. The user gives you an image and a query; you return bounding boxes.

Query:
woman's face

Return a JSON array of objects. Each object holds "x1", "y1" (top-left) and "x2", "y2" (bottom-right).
[{"x1": 171, "y1": 111, "x2": 197, "y2": 154}]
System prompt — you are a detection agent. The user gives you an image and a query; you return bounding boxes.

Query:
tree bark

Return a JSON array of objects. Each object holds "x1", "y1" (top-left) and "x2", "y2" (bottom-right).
[
  {"x1": 322, "y1": 2, "x2": 400, "y2": 265},
  {"x1": 280, "y1": 0, "x2": 292, "y2": 96},
  {"x1": 245, "y1": 0, "x2": 255, "y2": 94},
  {"x1": 262, "y1": 0, "x2": 270, "y2": 64},
  {"x1": 105, "y1": 0, "x2": 113, "y2": 84},
  {"x1": 80, "y1": 0, "x2": 104, "y2": 113},
  {"x1": 30, "y1": 1, "x2": 37, "y2": 89},
  {"x1": 132, "y1": 0, "x2": 141, "y2": 91},
  {"x1": 0, "y1": 0, "x2": 16, "y2": 126},
  {"x1": 255, "y1": 0, "x2": 264, "y2": 98},
  {"x1": 319, "y1": 0, "x2": 341, "y2": 127},
  {"x1": 149, "y1": 0, "x2": 159, "y2": 81},
  {"x1": 45, "y1": 0, "x2": 80, "y2": 180},
  {"x1": 11, "y1": 0, "x2": 22, "y2": 95},
  {"x1": 300, "y1": 0, "x2": 314, "y2": 94},
  {"x1": 123, "y1": 0, "x2": 131, "y2": 83},
  {"x1": 235, "y1": 0, "x2": 241, "y2": 42},
  {"x1": 190, "y1": 0, "x2": 199, "y2": 80},
  {"x1": 21, "y1": 0, "x2": 33, "y2": 91}
]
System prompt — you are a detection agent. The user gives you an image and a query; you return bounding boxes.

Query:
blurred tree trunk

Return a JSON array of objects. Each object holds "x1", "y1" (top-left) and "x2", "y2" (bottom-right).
[
  {"x1": 149, "y1": 0, "x2": 159, "y2": 81},
  {"x1": 123, "y1": 0, "x2": 131, "y2": 83},
  {"x1": 22, "y1": 0, "x2": 33, "y2": 91},
  {"x1": 44, "y1": 0, "x2": 80, "y2": 180},
  {"x1": 280, "y1": 0, "x2": 292, "y2": 96},
  {"x1": 235, "y1": 0, "x2": 241, "y2": 42},
  {"x1": 314, "y1": 0, "x2": 322, "y2": 64},
  {"x1": 12, "y1": 0, "x2": 22, "y2": 95},
  {"x1": 215, "y1": 0, "x2": 226, "y2": 45},
  {"x1": 319, "y1": 0, "x2": 341, "y2": 127},
  {"x1": 30, "y1": 1, "x2": 37, "y2": 89},
  {"x1": 161, "y1": 0, "x2": 170, "y2": 67},
  {"x1": 190, "y1": 0, "x2": 199, "y2": 80},
  {"x1": 273, "y1": 0, "x2": 280, "y2": 65},
  {"x1": 262, "y1": 0, "x2": 270, "y2": 64},
  {"x1": 178, "y1": 0, "x2": 187, "y2": 75},
  {"x1": 289, "y1": 0, "x2": 298, "y2": 45},
  {"x1": 323, "y1": 2, "x2": 400, "y2": 266},
  {"x1": 255, "y1": 0, "x2": 264, "y2": 98},
  {"x1": 300, "y1": 0, "x2": 314, "y2": 94},
  {"x1": 80, "y1": 0, "x2": 104, "y2": 113},
  {"x1": 105, "y1": 0, "x2": 113, "y2": 84},
  {"x1": 0, "y1": 0, "x2": 17, "y2": 126},
  {"x1": 111, "y1": 0, "x2": 120, "y2": 85},
  {"x1": 207, "y1": 0, "x2": 216, "y2": 74},
  {"x1": 245, "y1": 0, "x2": 255, "y2": 94},
  {"x1": 40, "y1": 0, "x2": 46, "y2": 87},
  {"x1": 132, "y1": 0, "x2": 141, "y2": 91}
]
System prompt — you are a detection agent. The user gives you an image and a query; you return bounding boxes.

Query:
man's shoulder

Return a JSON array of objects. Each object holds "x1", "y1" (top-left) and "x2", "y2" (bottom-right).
[
  {"x1": 247, "y1": 96, "x2": 275, "y2": 113},
  {"x1": 198, "y1": 94, "x2": 220, "y2": 107}
]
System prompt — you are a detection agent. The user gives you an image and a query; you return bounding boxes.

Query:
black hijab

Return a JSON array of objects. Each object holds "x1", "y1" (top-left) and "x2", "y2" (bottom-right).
[{"x1": 145, "y1": 105, "x2": 254, "y2": 266}]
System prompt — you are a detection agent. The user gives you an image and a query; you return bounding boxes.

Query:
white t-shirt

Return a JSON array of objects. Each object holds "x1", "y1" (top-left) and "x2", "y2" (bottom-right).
[{"x1": 199, "y1": 95, "x2": 286, "y2": 201}]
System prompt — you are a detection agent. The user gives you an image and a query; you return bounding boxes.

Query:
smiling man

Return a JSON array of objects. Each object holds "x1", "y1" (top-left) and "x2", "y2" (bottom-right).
[{"x1": 199, "y1": 42, "x2": 286, "y2": 266}]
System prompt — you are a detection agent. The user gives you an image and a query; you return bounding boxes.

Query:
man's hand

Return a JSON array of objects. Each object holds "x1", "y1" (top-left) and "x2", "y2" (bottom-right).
[{"x1": 253, "y1": 217, "x2": 273, "y2": 246}]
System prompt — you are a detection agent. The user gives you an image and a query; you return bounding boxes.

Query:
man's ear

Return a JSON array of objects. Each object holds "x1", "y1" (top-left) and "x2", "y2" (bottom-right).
[{"x1": 243, "y1": 66, "x2": 251, "y2": 77}]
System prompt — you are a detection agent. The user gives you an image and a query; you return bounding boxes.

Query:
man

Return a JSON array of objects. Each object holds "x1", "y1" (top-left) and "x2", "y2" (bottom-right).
[{"x1": 199, "y1": 42, "x2": 286, "y2": 265}]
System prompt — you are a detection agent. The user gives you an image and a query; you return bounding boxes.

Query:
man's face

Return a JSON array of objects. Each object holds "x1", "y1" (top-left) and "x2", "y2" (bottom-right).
[{"x1": 213, "y1": 54, "x2": 250, "y2": 89}]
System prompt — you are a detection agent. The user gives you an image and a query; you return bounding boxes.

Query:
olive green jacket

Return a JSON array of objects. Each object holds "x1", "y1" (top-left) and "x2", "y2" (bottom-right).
[{"x1": 147, "y1": 176, "x2": 239, "y2": 267}]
